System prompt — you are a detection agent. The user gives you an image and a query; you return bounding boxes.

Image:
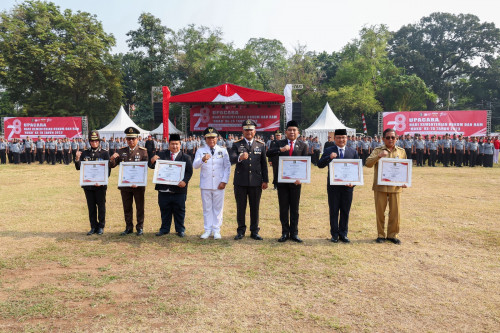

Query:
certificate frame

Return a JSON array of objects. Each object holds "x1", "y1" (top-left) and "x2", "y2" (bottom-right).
[
  {"x1": 377, "y1": 158, "x2": 412, "y2": 187},
  {"x1": 118, "y1": 161, "x2": 148, "y2": 187},
  {"x1": 80, "y1": 161, "x2": 108, "y2": 186},
  {"x1": 329, "y1": 159, "x2": 363, "y2": 186},
  {"x1": 153, "y1": 160, "x2": 186, "y2": 185},
  {"x1": 278, "y1": 156, "x2": 311, "y2": 183}
]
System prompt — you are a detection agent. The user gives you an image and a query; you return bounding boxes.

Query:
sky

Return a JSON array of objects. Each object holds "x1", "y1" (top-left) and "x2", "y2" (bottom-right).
[{"x1": 2, "y1": 0, "x2": 500, "y2": 54}]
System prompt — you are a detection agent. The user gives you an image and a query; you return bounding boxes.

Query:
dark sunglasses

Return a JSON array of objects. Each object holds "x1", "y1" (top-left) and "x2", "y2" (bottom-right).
[
  {"x1": 385, "y1": 136, "x2": 396, "y2": 140},
  {"x1": 126, "y1": 137, "x2": 137, "y2": 141}
]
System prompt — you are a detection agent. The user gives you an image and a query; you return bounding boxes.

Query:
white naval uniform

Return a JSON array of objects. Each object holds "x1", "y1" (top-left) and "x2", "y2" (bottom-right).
[{"x1": 193, "y1": 144, "x2": 231, "y2": 233}]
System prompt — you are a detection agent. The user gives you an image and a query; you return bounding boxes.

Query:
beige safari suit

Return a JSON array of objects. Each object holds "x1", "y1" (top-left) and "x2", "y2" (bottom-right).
[{"x1": 365, "y1": 145, "x2": 407, "y2": 238}]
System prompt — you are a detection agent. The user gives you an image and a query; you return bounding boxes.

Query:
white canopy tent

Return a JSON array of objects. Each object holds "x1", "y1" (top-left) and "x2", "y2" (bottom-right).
[
  {"x1": 98, "y1": 106, "x2": 149, "y2": 139},
  {"x1": 150, "y1": 119, "x2": 182, "y2": 138},
  {"x1": 303, "y1": 102, "x2": 356, "y2": 148}
]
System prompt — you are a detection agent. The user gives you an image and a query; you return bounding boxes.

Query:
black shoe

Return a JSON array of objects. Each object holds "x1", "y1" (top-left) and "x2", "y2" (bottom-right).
[
  {"x1": 387, "y1": 237, "x2": 401, "y2": 245},
  {"x1": 96, "y1": 228, "x2": 104, "y2": 235},
  {"x1": 339, "y1": 236, "x2": 350, "y2": 243},
  {"x1": 176, "y1": 231, "x2": 185, "y2": 238},
  {"x1": 330, "y1": 237, "x2": 339, "y2": 243},
  {"x1": 278, "y1": 234, "x2": 288, "y2": 242},
  {"x1": 290, "y1": 235, "x2": 303, "y2": 243},
  {"x1": 87, "y1": 229, "x2": 96, "y2": 236},
  {"x1": 136, "y1": 229, "x2": 143, "y2": 236},
  {"x1": 234, "y1": 233, "x2": 244, "y2": 240},
  {"x1": 120, "y1": 229, "x2": 133, "y2": 236},
  {"x1": 155, "y1": 231, "x2": 169, "y2": 237},
  {"x1": 250, "y1": 233, "x2": 263, "y2": 240},
  {"x1": 376, "y1": 237, "x2": 385, "y2": 243}
]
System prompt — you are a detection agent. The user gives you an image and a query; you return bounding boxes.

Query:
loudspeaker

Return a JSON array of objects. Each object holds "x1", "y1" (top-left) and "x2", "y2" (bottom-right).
[
  {"x1": 292, "y1": 102, "x2": 302, "y2": 124},
  {"x1": 153, "y1": 102, "x2": 163, "y2": 124}
]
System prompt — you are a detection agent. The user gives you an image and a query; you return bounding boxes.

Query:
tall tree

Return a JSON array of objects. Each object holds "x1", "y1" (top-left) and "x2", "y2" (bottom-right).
[
  {"x1": 0, "y1": 0, "x2": 122, "y2": 129},
  {"x1": 389, "y1": 12, "x2": 500, "y2": 108},
  {"x1": 245, "y1": 38, "x2": 287, "y2": 91}
]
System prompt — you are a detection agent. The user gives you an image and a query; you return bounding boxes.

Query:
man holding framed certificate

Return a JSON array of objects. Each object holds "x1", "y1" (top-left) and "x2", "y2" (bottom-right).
[
  {"x1": 109, "y1": 127, "x2": 149, "y2": 236},
  {"x1": 74, "y1": 130, "x2": 110, "y2": 235},
  {"x1": 266, "y1": 120, "x2": 308, "y2": 243},
  {"x1": 317, "y1": 128, "x2": 359, "y2": 243},
  {"x1": 150, "y1": 134, "x2": 193, "y2": 238},
  {"x1": 365, "y1": 128, "x2": 408, "y2": 244}
]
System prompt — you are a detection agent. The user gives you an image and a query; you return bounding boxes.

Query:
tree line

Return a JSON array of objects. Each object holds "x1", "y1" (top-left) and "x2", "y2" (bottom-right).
[{"x1": 1, "y1": 1, "x2": 500, "y2": 133}]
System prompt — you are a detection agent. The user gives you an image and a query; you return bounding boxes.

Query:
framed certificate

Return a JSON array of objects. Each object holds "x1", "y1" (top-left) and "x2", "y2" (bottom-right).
[
  {"x1": 153, "y1": 160, "x2": 186, "y2": 185},
  {"x1": 80, "y1": 161, "x2": 108, "y2": 186},
  {"x1": 377, "y1": 158, "x2": 412, "y2": 187},
  {"x1": 329, "y1": 159, "x2": 363, "y2": 186},
  {"x1": 278, "y1": 156, "x2": 311, "y2": 183},
  {"x1": 118, "y1": 161, "x2": 148, "y2": 187}
]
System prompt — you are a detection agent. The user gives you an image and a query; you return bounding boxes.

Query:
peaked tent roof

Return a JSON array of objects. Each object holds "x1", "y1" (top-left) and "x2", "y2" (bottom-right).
[
  {"x1": 170, "y1": 83, "x2": 285, "y2": 103},
  {"x1": 305, "y1": 103, "x2": 354, "y2": 131},
  {"x1": 151, "y1": 119, "x2": 182, "y2": 135},
  {"x1": 98, "y1": 106, "x2": 149, "y2": 138}
]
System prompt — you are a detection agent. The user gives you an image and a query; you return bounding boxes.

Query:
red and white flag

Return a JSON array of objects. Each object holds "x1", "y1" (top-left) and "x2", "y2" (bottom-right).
[{"x1": 362, "y1": 113, "x2": 367, "y2": 134}]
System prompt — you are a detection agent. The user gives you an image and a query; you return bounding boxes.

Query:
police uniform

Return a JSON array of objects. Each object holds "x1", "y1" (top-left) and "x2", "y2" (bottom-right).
[
  {"x1": 426, "y1": 139, "x2": 438, "y2": 167},
  {"x1": 109, "y1": 127, "x2": 149, "y2": 235},
  {"x1": 193, "y1": 128, "x2": 231, "y2": 238},
  {"x1": 441, "y1": 137, "x2": 452, "y2": 167},
  {"x1": 11, "y1": 140, "x2": 20, "y2": 164},
  {"x1": 454, "y1": 138, "x2": 465, "y2": 167},
  {"x1": 56, "y1": 140, "x2": 63, "y2": 164},
  {"x1": 365, "y1": 143, "x2": 407, "y2": 241},
  {"x1": 468, "y1": 140, "x2": 479, "y2": 167},
  {"x1": 268, "y1": 131, "x2": 282, "y2": 189},
  {"x1": 229, "y1": 120, "x2": 269, "y2": 239},
  {"x1": 266, "y1": 120, "x2": 308, "y2": 242},
  {"x1": 149, "y1": 134, "x2": 193, "y2": 236},
  {"x1": 75, "y1": 131, "x2": 110, "y2": 235},
  {"x1": 36, "y1": 138, "x2": 45, "y2": 164},
  {"x1": 0, "y1": 139, "x2": 6, "y2": 164},
  {"x1": 71, "y1": 139, "x2": 79, "y2": 162},
  {"x1": 63, "y1": 139, "x2": 71, "y2": 164},
  {"x1": 414, "y1": 137, "x2": 425, "y2": 166},
  {"x1": 482, "y1": 141, "x2": 494, "y2": 167},
  {"x1": 24, "y1": 139, "x2": 33, "y2": 164}
]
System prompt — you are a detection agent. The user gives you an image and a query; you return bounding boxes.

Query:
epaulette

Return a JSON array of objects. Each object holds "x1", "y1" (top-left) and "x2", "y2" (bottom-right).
[
  {"x1": 255, "y1": 139, "x2": 265, "y2": 144},
  {"x1": 234, "y1": 139, "x2": 244, "y2": 143},
  {"x1": 139, "y1": 146, "x2": 147, "y2": 150}
]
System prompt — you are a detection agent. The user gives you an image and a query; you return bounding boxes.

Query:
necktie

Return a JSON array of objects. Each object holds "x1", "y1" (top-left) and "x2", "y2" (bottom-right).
[
  {"x1": 211, "y1": 148, "x2": 215, "y2": 155},
  {"x1": 247, "y1": 141, "x2": 251, "y2": 151},
  {"x1": 289, "y1": 141, "x2": 294, "y2": 156},
  {"x1": 171, "y1": 153, "x2": 175, "y2": 161},
  {"x1": 339, "y1": 149, "x2": 344, "y2": 159}
]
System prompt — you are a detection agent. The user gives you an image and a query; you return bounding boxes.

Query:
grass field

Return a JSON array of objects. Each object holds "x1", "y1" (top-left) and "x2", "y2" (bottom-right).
[{"x1": 0, "y1": 161, "x2": 499, "y2": 332}]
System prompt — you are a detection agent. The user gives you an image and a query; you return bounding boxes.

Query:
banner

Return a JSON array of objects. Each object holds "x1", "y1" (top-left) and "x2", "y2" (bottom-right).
[
  {"x1": 382, "y1": 111, "x2": 488, "y2": 137},
  {"x1": 190, "y1": 105, "x2": 280, "y2": 132},
  {"x1": 162, "y1": 86, "x2": 171, "y2": 139},
  {"x1": 3, "y1": 117, "x2": 83, "y2": 140},
  {"x1": 284, "y1": 84, "x2": 293, "y2": 123}
]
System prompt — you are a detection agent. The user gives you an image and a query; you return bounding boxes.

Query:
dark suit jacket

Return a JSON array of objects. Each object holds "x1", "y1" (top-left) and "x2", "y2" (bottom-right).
[
  {"x1": 229, "y1": 139, "x2": 269, "y2": 186},
  {"x1": 317, "y1": 145, "x2": 359, "y2": 189},
  {"x1": 149, "y1": 151, "x2": 193, "y2": 194},
  {"x1": 266, "y1": 138, "x2": 309, "y2": 159}
]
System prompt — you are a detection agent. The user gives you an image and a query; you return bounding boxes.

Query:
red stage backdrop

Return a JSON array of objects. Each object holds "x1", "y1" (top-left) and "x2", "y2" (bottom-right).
[
  {"x1": 190, "y1": 105, "x2": 280, "y2": 132},
  {"x1": 3, "y1": 117, "x2": 83, "y2": 140},
  {"x1": 382, "y1": 111, "x2": 488, "y2": 136}
]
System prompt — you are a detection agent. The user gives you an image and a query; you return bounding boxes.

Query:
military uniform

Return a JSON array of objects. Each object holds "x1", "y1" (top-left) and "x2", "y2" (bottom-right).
[
  {"x1": 11, "y1": 140, "x2": 21, "y2": 164},
  {"x1": 454, "y1": 138, "x2": 465, "y2": 167},
  {"x1": 441, "y1": 138, "x2": 452, "y2": 167},
  {"x1": 468, "y1": 141, "x2": 479, "y2": 167},
  {"x1": 71, "y1": 140, "x2": 79, "y2": 162},
  {"x1": 36, "y1": 138, "x2": 45, "y2": 164},
  {"x1": 0, "y1": 140, "x2": 6, "y2": 164},
  {"x1": 75, "y1": 131, "x2": 110, "y2": 234},
  {"x1": 426, "y1": 140, "x2": 438, "y2": 167},
  {"x1": 24, "y1": 139, "x2": 33, "y2": 164},
  {"x1": 193, "y1": 128, "x2": 231, "y2": 237},
  {"x1": 63, "y1": 140, "x2": 71, "y2": 164},
  {"x1": 109, "y1": 127, "x2": 149, "y2": 234},
  {"x1": 482, "y1": 141, "x2": 494, "y2": 167},
  {"x1": 229, "y1": 120, "x2": 269, "y2": 238},
  {"x1": 56, "y1": 140, "x2": 63, "y2": 164},
  {"x1": 365, "y1": 144, "x2": 407, "y2": 240},
  {"x1": 414, "y1": 138, "x2": 425, "y2": 166}
]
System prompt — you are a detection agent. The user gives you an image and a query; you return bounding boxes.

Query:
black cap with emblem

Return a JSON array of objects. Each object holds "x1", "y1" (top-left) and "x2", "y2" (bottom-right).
[
  {"x1": 242, "y1": 119, "x2": 257, "y2": 130},
  {"x1": 124, "y1": 127, "x2": 140, "y2": 138},
  {"x1": 203, "y1": 127, "x2": 219, "y2": 138},
  {"x1": 89, "y1": 130, "x2": 100, "y2": 141}
]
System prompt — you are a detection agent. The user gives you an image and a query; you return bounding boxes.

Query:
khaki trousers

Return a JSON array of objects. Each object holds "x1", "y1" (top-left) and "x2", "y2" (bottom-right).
[{"x1": 374, "y1": 191, "x2": 400, "y2": 238}]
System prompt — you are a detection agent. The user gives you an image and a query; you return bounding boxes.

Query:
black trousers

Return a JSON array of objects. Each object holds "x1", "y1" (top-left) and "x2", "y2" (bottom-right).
[
  {"x1": 234, "y1": 185, "x2": 262, "y2": 235},
  {"x1": 312, "y1": 149, "x2": 320, "y2": 165},
  {"x1": 416, "y1": 149, "x2": 424, "y2": 166},
  {"x1": 56, "y1": 150, "x2": 63, "y2": 163},
  {"x1": 158, "y1": 192, "x2": 186, "y2": 233},
  {"x1": 443, "y1": 148, "x2": 451, "y2": 166},
  {"x1": 327, "y1": 185, "x2": 353, "y2": 238},
  {"x1": 49, "y1": 149, "x2": 56, "y2": 164},
  {"x1": 24, "y1": 149, "x2": 31, "y2": 164},
  {"x1": 13, "y1": 152, "x2": 20, "y2": 164},
  {"x1": 63, "y1": 149, "x2": 71, "y2": 164},
  {"x1": 362, "y1": 149, "x2": 369, "y2": 165},
  {"x1": 456, "y1": 150, "x2": 464, "y2": 167},
  {"x1": 84, "y1": 187, "x2": 107, "y2": 229},
  {"x1": 72, "y1": 150, "x2": 77, "y2": 162},
  {"x1": 37, "y1": 148, "x2": 44, "y2": 163},
  {"x1": 277, "y1": 183, "x2": 302, "y2": 236},
  {"x1": 0, "y1": 149, "x2": 5, "y2": 164},
  {"x1": 405, "y1": 148, "x2": 412, "y2": 161},
  {"x1": 428, "y1": 150, "x2": 437, "y2": 166},
  {"x1": 483, "y1": 154, "x2": 493, "y2": 167},
  {"x1": 120, "y1": 188, "x2": 145, "y2": 231},
  {"x1": 469, "y1": 151, "x2": 477, "y2": 167}
]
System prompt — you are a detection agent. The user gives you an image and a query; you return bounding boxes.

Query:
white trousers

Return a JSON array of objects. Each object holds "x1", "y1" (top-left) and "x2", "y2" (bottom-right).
[
  {"x1": 201, "y1": 189, "x2": 225, "y2": 232},
  {"x1": 494, "y1": 149, "x2": 499, "y2": 163}
]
